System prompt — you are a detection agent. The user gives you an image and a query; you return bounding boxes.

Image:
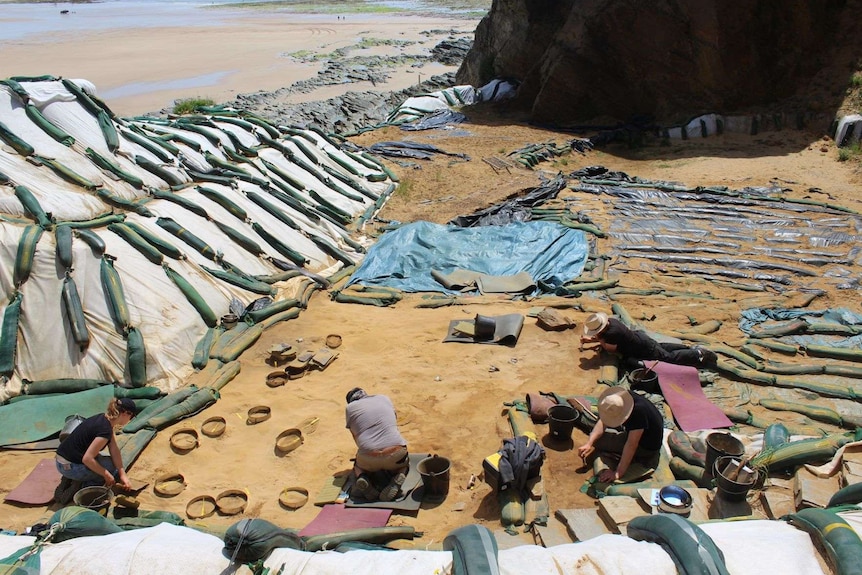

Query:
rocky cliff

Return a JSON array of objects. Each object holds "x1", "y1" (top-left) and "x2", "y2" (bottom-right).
[{"x1": 458, "y1": 0, "x2": 862, "y2": 126}]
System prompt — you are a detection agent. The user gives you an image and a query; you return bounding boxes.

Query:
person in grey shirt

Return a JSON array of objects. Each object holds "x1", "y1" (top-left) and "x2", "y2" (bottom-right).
[{"x1": 345, "y1": 387, "x2": 408, "y2": 501}]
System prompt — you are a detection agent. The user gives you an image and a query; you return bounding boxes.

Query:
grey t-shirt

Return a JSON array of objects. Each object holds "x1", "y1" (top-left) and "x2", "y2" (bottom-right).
[{"x1": 345, "y1": 394, "x2": 406, "y2": 452}]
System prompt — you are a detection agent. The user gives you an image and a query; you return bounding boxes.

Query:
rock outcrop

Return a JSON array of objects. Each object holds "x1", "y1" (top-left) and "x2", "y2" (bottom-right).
[{"x1": 458, "y1": 0, "x2": 862, "y2": 126}]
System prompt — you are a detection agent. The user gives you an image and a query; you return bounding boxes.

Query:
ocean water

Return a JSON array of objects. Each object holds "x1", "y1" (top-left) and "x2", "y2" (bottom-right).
[{"x1": 0, "y1": 0, "x2": 483, "y2": 42}]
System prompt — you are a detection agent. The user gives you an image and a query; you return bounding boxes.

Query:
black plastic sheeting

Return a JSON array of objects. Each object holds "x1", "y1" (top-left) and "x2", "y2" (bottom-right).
[
  {"x1": 367, "y1": 141, "x2": 469, "y2": 161},
  {"x1": 448, "y1": 174, "x2": 568, "y2": 227},
  {"x1": 400, "y1": 109, "x2": 467, "y2": 131}
]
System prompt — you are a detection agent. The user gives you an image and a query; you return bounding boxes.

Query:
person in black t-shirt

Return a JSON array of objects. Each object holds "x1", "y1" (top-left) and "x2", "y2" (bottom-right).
[
  {"x1": 580, "y1": 312, "x2": 717, "y2": 369},
  {"x1": 577, "y1": 387, "x2": 663, "y2": 483},
  {"x1": 55, "y1": 398, "x2": 137, "y2": 494}
]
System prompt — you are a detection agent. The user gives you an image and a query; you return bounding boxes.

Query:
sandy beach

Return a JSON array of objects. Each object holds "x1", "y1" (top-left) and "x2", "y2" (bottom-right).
[{"x1": 0, "y1": 2, "x2": 479, "y2": 116}]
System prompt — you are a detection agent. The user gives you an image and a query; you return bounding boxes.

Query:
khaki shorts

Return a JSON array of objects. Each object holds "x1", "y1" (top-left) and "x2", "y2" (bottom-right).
[{"x1": 356, "y1": 445, "x2": 408, "y2": 472}]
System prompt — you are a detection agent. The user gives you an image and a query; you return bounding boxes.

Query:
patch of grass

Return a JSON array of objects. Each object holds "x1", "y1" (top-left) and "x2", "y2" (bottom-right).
[
  {"x1": 394, "y1": 176, "x2": 415, "y2": 200},
  {"x1": 837, "y1": 142, "x2": 862, "y2": 162},
  {"x1": 172, "y1": 97, "x2": 215, "y2": 115},
  {"x1": 850, "y1": 72, "x2": 862, "y2": 88}
]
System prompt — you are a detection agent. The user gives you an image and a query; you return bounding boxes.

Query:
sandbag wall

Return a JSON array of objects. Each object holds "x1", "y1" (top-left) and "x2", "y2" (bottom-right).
[{"x1": 0, "y1": 76, "x2": 395, "y2": 396}]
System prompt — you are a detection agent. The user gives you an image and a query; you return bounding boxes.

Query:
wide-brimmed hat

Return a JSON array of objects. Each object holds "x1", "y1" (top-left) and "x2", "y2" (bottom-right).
[
  {"x1": 583, "y1": 312, "x2": 609, "y2": 337},
  {"x1": 597, "y1": 387, "x2": 634, "y2": 428}
]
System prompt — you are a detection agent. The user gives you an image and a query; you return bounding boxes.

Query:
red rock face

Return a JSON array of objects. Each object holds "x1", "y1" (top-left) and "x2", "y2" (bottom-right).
[{"x1": 457, "y1": 0, "x2": 861, "y2": 126}]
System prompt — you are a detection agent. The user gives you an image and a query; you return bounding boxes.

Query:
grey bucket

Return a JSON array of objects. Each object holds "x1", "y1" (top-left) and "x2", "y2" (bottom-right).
[
  {"x1": 418, "y1": 455, "x2": 451, "y2": 502},
  {"x1": 713, "y1": 455, "x2": 757, "y2": 502},
  {"x1": 629, "y1": 367, "x2": 659, "y2": 394},
  {"x1": 73, "y1": 486, "x2": 113, "y2": 516}
]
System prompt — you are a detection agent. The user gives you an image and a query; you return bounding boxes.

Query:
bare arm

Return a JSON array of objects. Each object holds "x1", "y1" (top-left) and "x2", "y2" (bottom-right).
[
  {"x1": 82, "y1": 437, "x2": 114, "y2": 487},
  {"x1": 599, "y1": 429, "x2": 643, "y2": 482},
  {"x1": 577, "y1": 419, "x2": 605, "y2": 460},
  {"x1": 107, "y1": 434, "x2": 131, "y2": 490}
]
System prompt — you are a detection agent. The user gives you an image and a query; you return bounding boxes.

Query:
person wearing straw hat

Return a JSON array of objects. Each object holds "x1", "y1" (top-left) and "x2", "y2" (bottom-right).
[
  {"x1": 577, "y1": 387, "x2": 663, "y2": 483},
  {"x1": 345, "y1": 387, "x2": 409, "y2": 502},
  {"x1": 580, "y1": 312, "x2": 717, "y2": 369},
  {"x1": 54, "y1": 397, "x2": 137, "y2": 504}
]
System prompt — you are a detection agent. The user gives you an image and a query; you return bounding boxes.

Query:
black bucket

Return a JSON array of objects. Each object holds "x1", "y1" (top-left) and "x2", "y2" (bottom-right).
[
  {"x1": 705, "y1": 432, "x2": 745, "y2": 478},
  {"x1": 418, "y1": 455, "x2": 451, "y2": 503},
  {"x1": 629, "y1": 367, "x2": 659, "y2": 394},
  {"x1": 73, "y1": 486, "x2": 113, "y2": 516},
  {"x1": 713, "y1": 455, "x2": 757, "y2": 502},
  {"x1": 548, "y1": 405, "x2": 578, "y2": 441}
]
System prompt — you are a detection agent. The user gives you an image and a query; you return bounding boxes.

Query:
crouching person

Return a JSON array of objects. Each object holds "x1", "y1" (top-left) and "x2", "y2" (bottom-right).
[{"x1": 345, "y1": 387, "x2": 408, "y2": 502}]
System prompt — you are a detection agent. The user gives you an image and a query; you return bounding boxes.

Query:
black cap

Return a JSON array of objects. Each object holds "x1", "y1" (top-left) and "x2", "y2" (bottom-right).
[
  {"x1": 345, "y1": 387, "x2": 365, "y2": 404},
  {"x1": 117, "y1": 398, "x2": 137, "y2": 415}
]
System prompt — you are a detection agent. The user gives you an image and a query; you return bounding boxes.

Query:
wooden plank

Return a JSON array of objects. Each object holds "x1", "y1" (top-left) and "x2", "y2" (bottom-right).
[
  {"x1": 760, "y1": 489, "x2": 796, "y2": 519},
  {"x1": 532, "y1": 517, "x2": 573, "y2": 547},
  {"x1": 597, "y1": 496, "x2": 650, "y2": 535},
  {"x1": 555, "y1": 508, "x2": 611, "y2": 541},
  {"x1": 797, "y1": 468, "x2": 841, "y2": 509}
]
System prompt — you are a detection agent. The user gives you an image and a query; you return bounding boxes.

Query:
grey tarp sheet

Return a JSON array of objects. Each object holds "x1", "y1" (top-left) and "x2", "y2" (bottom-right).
[
  {"x1": 740, "y1": 307, "x2": 862, "y2": 348},
  {"x1": 347, "y1": 221, "x2": 588, "y2": 294}
]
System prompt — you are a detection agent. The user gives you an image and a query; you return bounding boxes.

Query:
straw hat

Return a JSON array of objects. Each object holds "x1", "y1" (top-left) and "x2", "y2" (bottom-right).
[
  {"x1": 583, "y1": 312, "x2": 609, "y2": 337},
  {"x1": 597, "y1": 387, "x2": 634, "y2": 428}
]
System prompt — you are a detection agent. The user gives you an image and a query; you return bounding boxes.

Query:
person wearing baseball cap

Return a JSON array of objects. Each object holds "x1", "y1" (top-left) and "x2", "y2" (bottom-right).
[
  {"x1": 581, "y1": 312, "x2": 717, "y2": 370},
  {"x1": 54, "y1": 397, "x2": 137, "y2": 503},
  {"x1": 576, "y1": 386, "x2": 663, "y2": 483}
]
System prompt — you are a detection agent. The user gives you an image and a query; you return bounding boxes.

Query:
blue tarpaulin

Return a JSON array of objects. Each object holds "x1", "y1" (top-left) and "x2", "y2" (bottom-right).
[{"x1": 347, "y1": 220, "x2": 589, "y2": 293}]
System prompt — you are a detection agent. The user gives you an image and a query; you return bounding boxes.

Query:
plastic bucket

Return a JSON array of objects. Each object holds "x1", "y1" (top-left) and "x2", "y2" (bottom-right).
[
  {"x1": 418, "y1": 455, "x2": 451, "y2": 503},
  {"x1": 713, "y1": 455, "x2": 757, "y2": 502},
  {"x1": 548, "y1": 405, "x2": 578, "y2": 441},
  {"x1": 705, "y1": 432, "x2": 744, "y2": 478},
  {"x1": 629, "y1": 368, "x2": 659, "y2": 394},
  {"x1": 73, "y1": 486, "x2": 113, "y2": 516}
]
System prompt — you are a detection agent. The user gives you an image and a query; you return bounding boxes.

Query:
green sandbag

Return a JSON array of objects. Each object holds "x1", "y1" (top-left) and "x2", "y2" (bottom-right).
[
  {"x1": 156, "y1": 217, "x2": 217, "y2": 261},
  {"x1": 25, "y1": 104, "x2": 74, "y2": 146},
  {"x1": 45, "y1": 507, "x2": 122, "y2": 543},
  {"x1": 14, "y1": 224, "x2": 43, "y2": 287},
  {"x1": 144, "y1": 387, "x2": 218, "y2": 429},
  {"x1": 163, "y1": 265, "x2": 218, "y2": 327},
  {"x1": 759, "y1": 398, "x2": 842, "y2": 427},
  {"x1": 260, "y1": 308, "x2": 300, "y2": 330},
  {"x1": 0, "y1": 119, "x2": 35, "y2": 156},
  {"x1": 246, "y1": 191, "x2": 301, "y2": 231},
  {"x1": 828, "y1": 482, "x2": 862, "y2": 507},
  {"x1": 196, "y1": 186, "x2": 247, "y2": 221},
  {"x1": 309, "y1": 235, "x2": 355, "y2": 266},
  {"x1": 109, "y1": 508, "x2": 185, "y2": 530},
  {"x1": 202, "y1": 266, "x2": 275, "y2": 296},
  {"x1": 442, "y1": 524, "x2": 498, "y2": 575},
  {"x1": 120, "y1": 129, "x2": 173, "y2": 162},
  {"x1": 55, "y1": 224, "x2": 73, "y2": 270},
  {"x1": 787, "y1": 508, "x2": 862, "y2": 575},
  {"x1": 224, "y1": 518, "x2": 304, "y2": 562},
  {"x1": 251, "y1": 222, "x2": 307, "y2": 266},
  {"x1": 749, "y1": 319, "x2": 809, "y2": 338},
  {"x1": 115, "y1": 386, "x2": 162, "y2": 400},
  {"x1": 245, "y1": 298, "x2": 299, "y2": 324},
  {"x1": 305, "y1": 526, "x2": 414, "y2": 552},
  {"x1": 124, "y1": 222, "x2": 183, "y2": 260},
  {"x1": 125, "y1": 326, "x2": 147, "y2": 388},
  {"x1": 134, "y1": 155, "x2": 183, "y2": 186},
  {"x1": 74, "y1": 229, "x2": 105, "y2": 257},
  {"x1": 805, "y1": 344, "x2": 862, "y2": 362},
  {"x1": 101, "y1": 256, "x2": 130, "y2": 334},
  {"x1": 86, "y1": 147, "x2": 144, "y2": 188},
  {"x1": 213, "y1": 220, "x2": 264, "y2": 256},
  {"x1": 773, "y1": 377, "x2": 860, "y2": 401},
  {"x1": 627, "y1": 514, "x2": 730, "y2": 575},
  {"x1": 0, "y1": 292, "x2": 22, "y2": 376},
  {"x1": 150, "y1": 189, "x2": 208, "y2": 218},
  {"x1": 327, "y1": 264, "x2": 355, "y2": 286},
  {"x1": 255, "y1": 269, "x2": 302, "y2": 284},
  {"x1": 761, "y1": 362, "x2": 824, "y2": 375},
  {"x1": 750, "y1": 433, "x2": 853, "y2": 473},
  {"x1": 192, "y1": 327, "x2": 218, "y2": 369},
  {"x1": 210, "y1": 323, "x2": 264, "y2": 363},
  {"x1": 204, "y1": 359, "x2": 241, "y2": 391},
  {"x1": 746, "y1": 338, "x2": 798, "y2": 354},
  {"x1": 712, "y1": 344, "x2": 760, "y2": 369},
  {"x1": 95, "y1": 188, "x2": 154, "y2": 217},
  {"x1": 108, "y1": 223, "x2": 164, "y2": 265},
  {"x1": 14, "y1": 185, "x2": 52, "y2": 228},
  {"x1": 116, "y1": 427, "x2": 157, "y2": 469},
  {"x1": 825, "y1": 364, "x2": 862, "y2": 379},
  {"x1": 25, "y1": 378, "x2": 108, "y2": 395},
  {"x1": 122, "y1": 386, "x2": 199, "y2": 433},
  {"x1": 259, "y1": 157, "x2": 307, "y2": 191},
  {"x1": 669, "y1": 456, "x2": 711, "y2": 488},
  {"x1": 33, "y1": 155, "x2": 95, "y2": 188}
]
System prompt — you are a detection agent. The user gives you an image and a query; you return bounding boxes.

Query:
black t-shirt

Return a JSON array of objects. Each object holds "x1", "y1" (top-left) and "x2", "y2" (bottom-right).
[
  {"x1": 57, "y1": 414, "x2": 112, "y2": 464},
  {"x1": 623, "y1": 393, "x2": 664, "y2": 451},
  {"x1": 600, "y1": 318, "x2": 656, "y2": 358}
]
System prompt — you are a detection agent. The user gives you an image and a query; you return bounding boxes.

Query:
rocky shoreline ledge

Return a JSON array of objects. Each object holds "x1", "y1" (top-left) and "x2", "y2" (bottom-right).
[{"x1": 187, "y1": 33, "x2": 472, "y2": 135}]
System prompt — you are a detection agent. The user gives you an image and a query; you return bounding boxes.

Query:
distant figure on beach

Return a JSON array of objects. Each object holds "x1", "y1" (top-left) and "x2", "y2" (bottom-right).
[
  {"x1": 580, "y1": 312, "x2": 717, "y2": 370},
  {"x1": 54, "y1": 398, "x2": 137, "y2": 503},
  {"x1": 577, "y1": 387, "x2": 663, "y2": 483},
  {"x1": 345, "y1": 387, "x2": 408, "y2": 502}
]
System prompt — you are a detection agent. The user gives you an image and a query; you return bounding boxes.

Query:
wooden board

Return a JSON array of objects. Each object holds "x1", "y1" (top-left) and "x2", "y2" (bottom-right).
[
  {"x1": 597, "y1": 495, "x2": 650, "y2": 535},
  {"x1": 531, "y1": 516, "x2": 573, "y2": 547},
  {"x1": 760, "y1": 489, "x2": 796, "y2": 519},
  {"x1": 555, "y1": 508, "x2": 611, "y2": 542},
  {"x1": 797, "y1": 468, "x2": 841, "y2": 509}
]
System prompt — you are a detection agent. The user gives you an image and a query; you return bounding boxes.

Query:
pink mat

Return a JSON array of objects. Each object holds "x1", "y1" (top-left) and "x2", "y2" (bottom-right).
[
  {"x1": 299, "y1": 503, "x2": 392, "y2": 537},
  {"x1": 5, "y1": 458, "x2": 61, "y2": 505},
  {"x1": 652, "y1": 361, "x2": 732, "y2": 432}
]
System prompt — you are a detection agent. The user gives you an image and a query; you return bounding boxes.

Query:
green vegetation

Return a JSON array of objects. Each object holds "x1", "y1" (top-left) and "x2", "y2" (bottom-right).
[
  {"x1": 172, "y1": 97, "x2": 215, "y2": 115},
  {"x1": 837, "y1": 142, "x2": 861, "y2": 162},
  {"x1": 393, "y1": 177, "x2": 414, "y2": 200}
]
